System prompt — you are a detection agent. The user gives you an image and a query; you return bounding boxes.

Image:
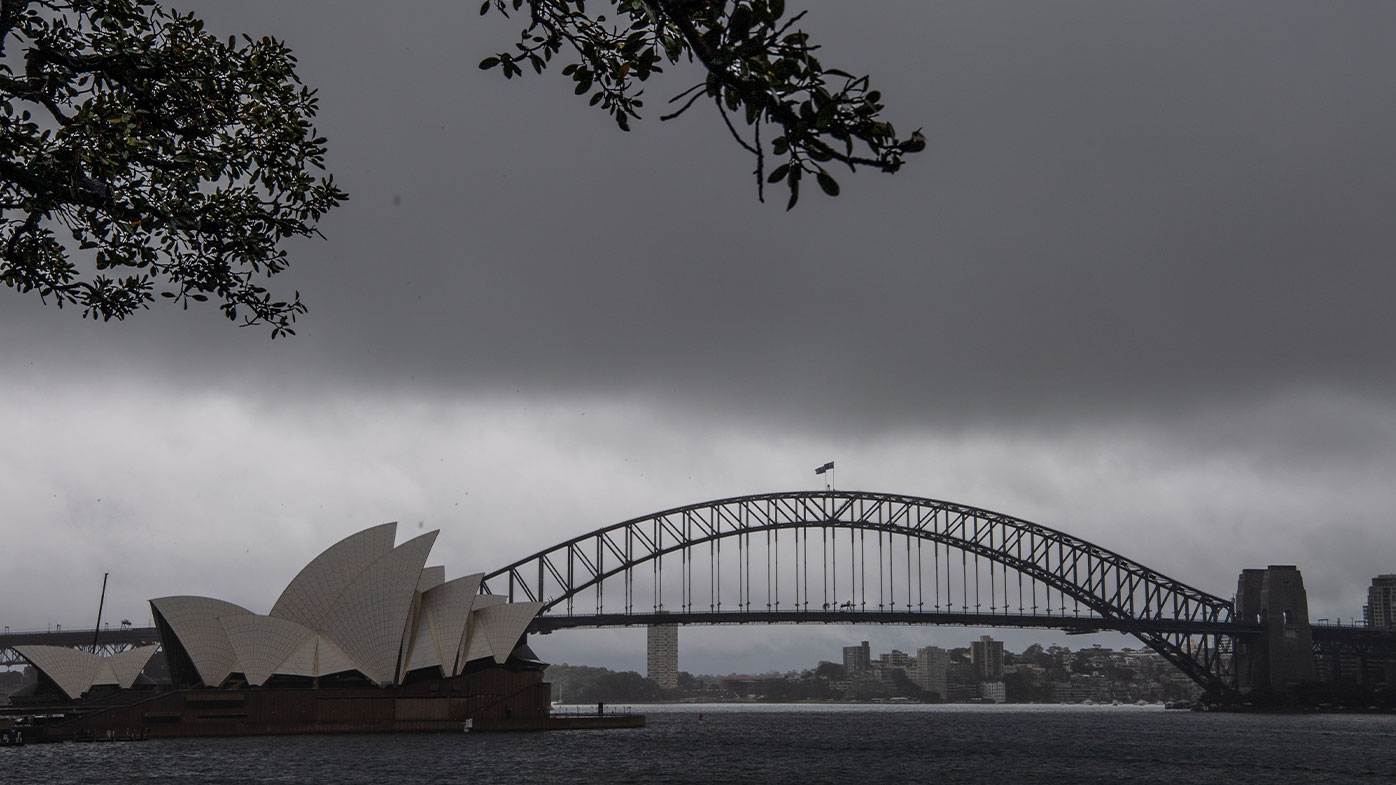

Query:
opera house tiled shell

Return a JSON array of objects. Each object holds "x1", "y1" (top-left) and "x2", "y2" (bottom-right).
[
  {"x1": 129, "y1": 522, "x2": 544, "y2": 691},
  {"x1": 11, "y1": 644, "x2": 161, "y2": 700}
]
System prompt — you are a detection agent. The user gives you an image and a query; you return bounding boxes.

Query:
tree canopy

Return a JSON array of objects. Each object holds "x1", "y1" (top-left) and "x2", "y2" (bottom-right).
[
  {"x1": 480, "y1": 0, "x2": 924, "y2": 208},
  {"x1": 2, "y1": 0, "x2": 920, "y2": 332},
  {"x1": 0, "y1": 0, "x2": 345, "y2": 336}
]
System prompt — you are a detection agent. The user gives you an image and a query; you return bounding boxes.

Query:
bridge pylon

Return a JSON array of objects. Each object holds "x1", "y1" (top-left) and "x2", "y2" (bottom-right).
[{"x1": 1234, "y1": 565, "x2": 1317, "y2": 693}]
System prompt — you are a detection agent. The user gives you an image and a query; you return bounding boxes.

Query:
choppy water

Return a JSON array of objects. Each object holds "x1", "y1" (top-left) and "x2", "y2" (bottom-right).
[{"x1": 4, "y1": 704, "x2": 1395, "y2": 784}]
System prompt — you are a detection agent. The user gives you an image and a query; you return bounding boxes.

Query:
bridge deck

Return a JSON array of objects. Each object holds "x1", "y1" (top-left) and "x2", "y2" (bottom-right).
[{"x1": 529, "y1": 610, "x2": 1262, "y2": 636}]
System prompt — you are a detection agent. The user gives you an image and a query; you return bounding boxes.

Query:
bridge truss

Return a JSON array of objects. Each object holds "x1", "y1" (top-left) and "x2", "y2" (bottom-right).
[{"x1": 482, "y1": 490, "x2": 1241, "y2": 695}]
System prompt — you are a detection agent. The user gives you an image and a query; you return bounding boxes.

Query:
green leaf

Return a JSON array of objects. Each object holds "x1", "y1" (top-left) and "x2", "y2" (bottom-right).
[
  {"x1": 816, "y1": 170, "x2": 840, "y2": 197},
  {"x1": 479, "y1": 56, "x2": 501, "y2": 70},
  {"x1": 767, "y1": 163, "x2": 790, "y2": 183}
]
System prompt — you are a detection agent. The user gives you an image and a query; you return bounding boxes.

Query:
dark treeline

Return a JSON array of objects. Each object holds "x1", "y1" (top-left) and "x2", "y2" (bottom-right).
[{"x1": 544, "y1": 664, "x2": 671, "y2": 703}]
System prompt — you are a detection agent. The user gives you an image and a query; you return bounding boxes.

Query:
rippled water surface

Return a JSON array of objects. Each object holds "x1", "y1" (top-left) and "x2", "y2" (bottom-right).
[{"x1": 4, "y1": 704, "x2": 1395, "y2": 784}]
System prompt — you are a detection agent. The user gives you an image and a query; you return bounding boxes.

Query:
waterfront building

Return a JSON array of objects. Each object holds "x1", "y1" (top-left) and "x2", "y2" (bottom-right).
[
  {"x1": 915, "y1": 646, "x2": 948, "y2": 699},
  {"x1": 970, "y1": 635, "x2": 1004, "y2": 680},
  {"x1": 978, "y1": 681, "x2": 1006, "y2": 703},
  {"x1": 945, "y1": 683, "x2": 979, "y2": 702},
  {"x1": 843, "y1": 640, "x2": 871, "y2": 673},
  {"x1": 1051, "y1": 672, "x2": 1112, "y2": 703},
  {"x1": 946, "y1": 661, "x2": 979, "y2": 701},
  {"x1": 1365, "y1": 575, "x2": 1396, "y2": 629},
  {"x1": 19, "y1": 523, "x2": 543, "y2": 698},
  {"x1": 646, "y1": 623, "x2": 679, "y2": 689},
  {"x1": 6, "y1": 523, "x2": 576, "y2": 738}
]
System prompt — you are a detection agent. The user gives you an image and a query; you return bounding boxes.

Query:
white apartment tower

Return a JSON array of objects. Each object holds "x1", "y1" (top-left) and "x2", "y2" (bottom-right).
[
  {"x1": 915, "y1": 646, "x2": 949, "y2": 699},
  {"x1": 647, "y1": 624, "x2": 679, "y2": 688}
]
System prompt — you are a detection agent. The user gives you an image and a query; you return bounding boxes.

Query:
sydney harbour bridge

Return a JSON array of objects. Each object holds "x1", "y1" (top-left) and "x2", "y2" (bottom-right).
[{"x1": 4, "y1": 490, "x2": 1393, "y2": 697}]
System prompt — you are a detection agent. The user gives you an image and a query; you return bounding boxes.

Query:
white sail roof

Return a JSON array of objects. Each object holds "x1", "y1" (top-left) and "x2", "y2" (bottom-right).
[
  {"x1": 277, "y1": 633, "x2": 319, "y2": 677},
  {"x1": 108, "y1": 645, "x2": 161, "y2": 688},
  {"x1": 91, "y1": 659, "x2": 119, "y2": 688},
  {"x1": 318, "y1": 530, "x2": 438, "y2": 685},
  {"x1": 459, "y1": 594, "x2": 507, "y2": 667},
  {"x1": 142, "y1": 524, "x2": 542, "y2": 691},
  {"x1": 17, "y1": 644, "x2": 163, "y2": 698},
  {"x1": 396, "y1": 592, "x2": 427, "y2": 677},
  {"x1": 401, "y1": 605, "x2": 442, "y2": 675},
  {"x1": 423, "y1": 573, "x2": 483, "y2": 676},
  {"x1": 270, "y1": 522, "x2": 397, "y2": 629},
  {"x1": 150, "y1": 595, "x2": 253, "y2": 687},
  {"x1": 417, "y1": 566, "x2": 445, "y2": 592},
  {"x1": 314, "y1": 635, "x2": 358, "y2": 676},
  {"x1": 277, "y1": 634, "x2": 360, "y2": 677},
  {"x1": 14, "y1": 645, "x2": 103, "y2": 700},
  {"x1": 473, "y1": 601, "x2": 545, "y2": 665},
  {"x1": 219, "y1": 615, "x2": 316, "y2": 686}
]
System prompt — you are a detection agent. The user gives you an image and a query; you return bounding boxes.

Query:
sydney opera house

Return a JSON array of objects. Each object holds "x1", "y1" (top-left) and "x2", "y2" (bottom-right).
[{"x1": 7, "y1": 523, "x2": 576, "y2": 737}]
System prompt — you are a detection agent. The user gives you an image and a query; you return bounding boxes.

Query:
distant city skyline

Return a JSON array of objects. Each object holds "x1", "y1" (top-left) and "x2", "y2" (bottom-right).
[{"x1": 536, "y1": 626, "x2": 1177, "y2": 677}]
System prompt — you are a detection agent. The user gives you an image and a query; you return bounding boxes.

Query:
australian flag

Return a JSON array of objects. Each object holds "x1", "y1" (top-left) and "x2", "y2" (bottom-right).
[{"x1": 814, "y1": 461, "x2": 834, "y2": 475}]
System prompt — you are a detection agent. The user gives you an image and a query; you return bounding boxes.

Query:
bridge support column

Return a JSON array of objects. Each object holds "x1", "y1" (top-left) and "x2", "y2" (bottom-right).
[{"x1": 1234, "y1": 565, "x2": 1316, "y2": 693}]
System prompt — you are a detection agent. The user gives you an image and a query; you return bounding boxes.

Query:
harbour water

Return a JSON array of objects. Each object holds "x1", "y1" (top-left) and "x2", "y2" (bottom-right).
[{"x1": 3, "y1": 703, "x2": 1394, "y2": 784}]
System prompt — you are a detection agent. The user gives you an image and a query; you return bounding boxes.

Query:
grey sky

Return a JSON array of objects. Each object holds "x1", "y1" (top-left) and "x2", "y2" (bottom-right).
[{"x1": 2, "y1": 1, "x2": 1393, "y2": 674}]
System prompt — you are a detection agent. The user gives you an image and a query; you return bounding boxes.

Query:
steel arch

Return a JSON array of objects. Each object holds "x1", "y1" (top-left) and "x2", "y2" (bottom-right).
[{"x1": 482, "y1": 490, "x2": 1237, "y2": 694}]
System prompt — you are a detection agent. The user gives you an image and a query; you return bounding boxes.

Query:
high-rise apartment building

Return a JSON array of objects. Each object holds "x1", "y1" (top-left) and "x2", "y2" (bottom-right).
[
  {"x1": 843, "y1": 640, "x2": 871, "y2": 673},
  {"x1": 970, "y1": 635, "x2": 1004, "y2": 680},
  {"x1": 1365, "y1": 575, "x2": 1396, "y2": 629},
  {"x1": 647, "y1": 623, "x2": 679, "y2": 688},
  {"x1": 915, "y1": 646, "x2": 949, "y2": 699}
]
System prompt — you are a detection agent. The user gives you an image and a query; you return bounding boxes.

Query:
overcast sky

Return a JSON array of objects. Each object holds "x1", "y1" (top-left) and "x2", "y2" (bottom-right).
[{"x1": 2, "y1": 1, "x2": 1394, "y2": 675}]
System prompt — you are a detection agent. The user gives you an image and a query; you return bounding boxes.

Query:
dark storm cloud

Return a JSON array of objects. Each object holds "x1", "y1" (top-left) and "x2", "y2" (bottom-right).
[
  {"x1": 329, "y1": 0, "x2": 1396, "y2": 428},
  {"x1": 5, "y1": 1, "x2": 1395, "y2": 431}
]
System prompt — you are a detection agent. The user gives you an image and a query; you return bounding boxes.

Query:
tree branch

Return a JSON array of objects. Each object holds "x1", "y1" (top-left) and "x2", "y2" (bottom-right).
[
  {"x1": 0, "y1": 157, "x2": 138, "y2": 219},
  {"x1": 649, "y1": 0, "x2": 901, "y2": 173},
  {"x1": 0, "y1": 0, "x2": 31, "y2": 58},
  {"x1": 0, "y1": 73, "x2": 75, "y2": 124}
]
